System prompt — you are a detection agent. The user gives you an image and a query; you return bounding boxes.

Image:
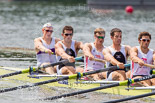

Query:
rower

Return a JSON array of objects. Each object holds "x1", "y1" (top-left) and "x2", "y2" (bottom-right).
[
  {"x1": 83, "y1": 28, "x2": 107, "y2": 80},
  {"x1": 103, "y1": 28, "x2": 131, "y2": 81},
  {"x1": 34, "y1": 23, "x2": 61, "y2": 74},
  {"x1": 130, "y1": 31, "x2": 155, "y2": 86},
  {"x1": 55, "y1": 26, "x2": 83, "y2": 75}
]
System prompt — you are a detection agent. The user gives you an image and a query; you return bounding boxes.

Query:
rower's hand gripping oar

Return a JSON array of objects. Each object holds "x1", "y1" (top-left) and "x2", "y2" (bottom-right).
[
  {"x1": 0, "y1": 64, "x2": 129, "y2": 93},
  {"x1": 0, "y1": 56, "x2": 83, "y2": 79},
  {"x1": 43, "y1": 74, "x2": 155, "y2": 101}
]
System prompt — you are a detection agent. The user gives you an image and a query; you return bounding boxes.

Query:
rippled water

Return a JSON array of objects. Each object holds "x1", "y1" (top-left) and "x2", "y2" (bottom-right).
[{"x1": 0, "y1": 0, "x2": 155, "y2": 103}]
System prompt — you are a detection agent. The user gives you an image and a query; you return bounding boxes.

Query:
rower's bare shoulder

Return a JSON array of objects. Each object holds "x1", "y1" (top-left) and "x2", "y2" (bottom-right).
[
  {"x1": 55, "y1": 38, "x2": 61, "y2": 43},
  {"x1": 125, "y1": 45, "x2": 131, "y2": 49},
  {"x1": 130, "y1": 46, "x2": 138, "y2": 55},
  {"x1": 34, "y1": 37, "x2": 42, "y2": 46},
  {"x1": 55, "y1": 41, "x2": 62, "y2": 48},
  {"x1": 103, "y1": 47, "x2": 110, "y2": 54},
  {"x1": 75, "y1": 40, "x2": 83, "y2": 48},
  {"x1": 84, "y1": 43, "x2": 92, "y2": 47},
  {"x1": 34, "y1": 37, "x2": 41, "y2": 42}
]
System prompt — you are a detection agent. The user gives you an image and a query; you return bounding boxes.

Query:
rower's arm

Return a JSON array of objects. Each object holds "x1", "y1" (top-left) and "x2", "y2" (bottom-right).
[
  {"x1": 125, "y1": 45, "x2": 131, "y2": 57},
  {"x1": 55, "y1": 38, "x2": 61, "y2": 44},
  {"x1": 34, "y1": 38, "x2": 48, "y2": 53},
  {"x1": 55, "y1": 42, "x2": 71, "y2": 59},
  {"x1": 153, "y1": 51, "x2": 155, "y2": 66},
  {"x1": 83, "y1": 43, "x2": 93, "y2": 57},
  {"x1": 130, "y1": 47, "x2": 143, "y2": 63},
  {"x1": 103, "y1": 48, "x2": 120, "y2": 65},
  {"x1": 76, "y1": 41, "x2": 84, "y2": 50}
]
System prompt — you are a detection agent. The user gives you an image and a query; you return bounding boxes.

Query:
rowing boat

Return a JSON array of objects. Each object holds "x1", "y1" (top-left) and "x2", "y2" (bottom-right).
[{"x1": 0, "y1": 66, "x2": 155, "y2": 99}]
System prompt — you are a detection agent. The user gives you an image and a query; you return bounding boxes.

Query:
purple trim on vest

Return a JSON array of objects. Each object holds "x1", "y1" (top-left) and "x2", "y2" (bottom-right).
[{"x1": 37, "y1": 48, "x2": 55, "y2": 55}]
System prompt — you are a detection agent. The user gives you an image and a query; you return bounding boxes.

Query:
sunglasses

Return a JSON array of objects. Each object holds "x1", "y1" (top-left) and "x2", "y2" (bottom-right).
[
  {"x1": 96, "y1": 35, "x2": 105, "y2": 39},
  {"x1": 64, "y1": 33, "x2": 73, "y2": 36},
  {"x1": 140, "y1": 39, "x2": 150, "y2": 42},
  {"x1": 45, "y1": 30, "x2": 53, "y2": 33}
]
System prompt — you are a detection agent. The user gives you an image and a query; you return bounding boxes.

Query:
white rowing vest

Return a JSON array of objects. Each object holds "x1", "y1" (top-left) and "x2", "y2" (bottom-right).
[
  {"x1": 131, "y1": 46, "x2": 153, "y2": 77},
  {"x1": 57, "y1": 40, "x2": 77, "y2": 59},
  {"x1": 36, "y1": 37, "x2": 57, "y2": 67},
  {"x1": 106, "y1": 45, "x2": 127, "y2": 67},
  {"x1": 84, "y1": 43, "x2": 105, "y2": 71},
  {"x1": 57, "y1": 40, "x2": 77, "y2": 67}
]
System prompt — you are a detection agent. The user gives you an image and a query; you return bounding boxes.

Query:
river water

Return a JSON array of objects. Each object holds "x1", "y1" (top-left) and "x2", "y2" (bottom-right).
[{"x1": 0, "y1": 0, "x2": 155, "y2": 103}]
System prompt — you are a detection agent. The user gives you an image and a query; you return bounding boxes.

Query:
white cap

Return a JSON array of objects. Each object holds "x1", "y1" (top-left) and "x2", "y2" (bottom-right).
[{"x1": 43, "y1": 23, "x2": 53, "y2": 28}]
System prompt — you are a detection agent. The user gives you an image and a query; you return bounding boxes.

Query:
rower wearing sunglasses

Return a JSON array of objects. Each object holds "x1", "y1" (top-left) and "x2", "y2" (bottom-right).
[
  {"x1": 130, "y1": 32, "x2": 155, "y2": 86},
  {"x1": 34, "y1": 23, "x2": 60, "y2": 74},
  {"x1": 103, "y1": 28, "x2": 131, "y2": 81},
  {"x1": 55, "y1": 26, "x2": 83, "y2": 75},
  {"x1": 83, "y1": 28, "x2": 107, "y2": 80}
]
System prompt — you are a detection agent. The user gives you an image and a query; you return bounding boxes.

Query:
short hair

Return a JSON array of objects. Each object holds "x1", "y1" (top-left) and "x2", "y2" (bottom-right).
[
  {"x1": 110, "y1": 28, "x2": 122, "y2": 36},
  {"x1": 94, "y1": 28, "x2": 105, "y2": 35},
  {"x1": 138, "y1": 31, "x2": 151, "y2": 40},
  {"x1": 62, "y1": 26, "x2": 73, "y2": 33}
]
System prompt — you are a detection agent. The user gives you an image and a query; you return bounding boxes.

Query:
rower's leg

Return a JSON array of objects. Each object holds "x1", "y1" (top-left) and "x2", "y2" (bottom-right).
[
  {"x1": 89, "y1": 74, "x2": 101, "y2": 80},
  {"x1": 41, "y1": 63, "x2": 55, "y2": 74},
  {"x1": 126, "y1": 70, "x2": 131, "y2": 79},
  {"x1": 111, "y1": 71, "x2": 126, "y2": 81},
  {"x1": 132, "y1": 76, "x2": 151, "y2": 86},
  {"x1": 76, "y1": 67, "x2": 84, "y2": 73},
  {"x1": 61, "y1": 66, "x2": 76, "y2": 75},
  {"x1": 98, "y1": 72, "x2": 107, "y2": 79},
  {"x1": 150, "y1": 78, "x2": 155, "y2": 86}
]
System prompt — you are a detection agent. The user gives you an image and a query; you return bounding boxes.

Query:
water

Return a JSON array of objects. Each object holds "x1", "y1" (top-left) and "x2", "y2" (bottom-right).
[{"x1": 0, "y1": 0, "x2": 155, "y2": 103}]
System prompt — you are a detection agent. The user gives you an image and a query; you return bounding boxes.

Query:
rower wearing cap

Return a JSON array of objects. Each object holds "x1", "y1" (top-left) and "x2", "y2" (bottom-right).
[
  {"x1": 34, "y1": 23, "x2": 60, "y2": 74},
  {"x1": 55, "y1": 26, "x2": 83, "y2": 75},
  {"x1": 83, "y1": 28, "x2": 107, "y2": 80},
  {"x1": 103, "y1": 28, "x2": 131, "y2": 81}
]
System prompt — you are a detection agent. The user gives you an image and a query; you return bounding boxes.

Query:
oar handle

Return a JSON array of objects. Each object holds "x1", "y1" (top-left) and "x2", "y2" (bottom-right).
[
  {"x1": 116, "y1": 64, "x2": 131, "y2": 69},
  {"x1": 144, "y1": 63, "x2": 155, "y2": 68},
  {"x1": 124, "y1": 64, "x2": 130, "y2": 68},
  {"x1": 75, "y1": 56, "x2": 84, "y2": 61},
  {"x1": 92, "y1": 58, "x2": 106, "y2": 63},
  {"x1": 45, "y1": 51, "x2": 54, "y2": 55}
]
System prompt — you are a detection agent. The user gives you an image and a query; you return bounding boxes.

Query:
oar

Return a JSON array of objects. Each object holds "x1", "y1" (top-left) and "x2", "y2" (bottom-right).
[
  {"x1": 104, "y1": 91, "x2": 155, "y2": 103},
  {"x1": 0, "y1": 64, "x2": 130, "y2": 93},
  {"x1": 92, "y1": 58, "x2": 106, "y2": 63},
  {"x1": 144, "y1": 63, "x2": 155, "y2": 68},
  {"x1": 42, "y1": 74, "x2": 155, "y2": 100},
  {"x1": 0, "y1": 56, "x2": 83, "y2": 79},
  {"x1": 27, "y1": 74, "x2": 69, "y2": 78}
]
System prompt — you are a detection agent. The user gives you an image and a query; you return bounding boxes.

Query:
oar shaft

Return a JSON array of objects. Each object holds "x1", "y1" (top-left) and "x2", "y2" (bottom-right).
[
  {"x1": 104, "y1": 91, "x2": 155, "y2": 103},
  {"x1": 41, "y1": 59, "x2": 69, "y2": 68},
  {"x1": 0, "y1": 76, "x2": 69, "y2": 93},
  {"x1": 43, "y1": 83, "x2": 119, "y2": 100},
  {"x1": 83, "y1": 66, "x2": 118, "y2": 77},
  {"x1": 0, "y1": 71, "x2": 22, "y2": 78},
  {"x1": 92, "y1": 58, "x2": 106, "y2": 63},
  {"x1": 134, "y1": 75, "x2": 155, "y2": 83},
  {"x1": 144, "y1": 64, "x2": 155, "y2": 68}
]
